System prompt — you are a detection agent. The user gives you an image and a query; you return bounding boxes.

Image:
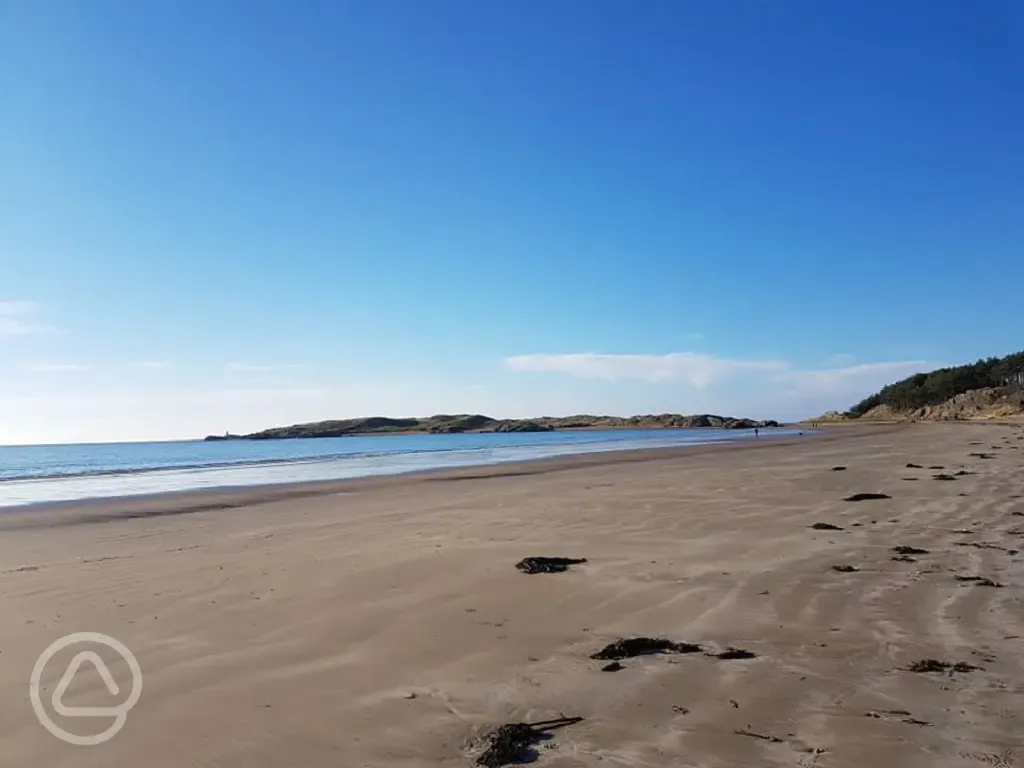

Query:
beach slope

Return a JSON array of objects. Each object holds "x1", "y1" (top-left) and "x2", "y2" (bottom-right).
[{"x1": 1, "y1": 424, "x2": 1022, "y2": 767}]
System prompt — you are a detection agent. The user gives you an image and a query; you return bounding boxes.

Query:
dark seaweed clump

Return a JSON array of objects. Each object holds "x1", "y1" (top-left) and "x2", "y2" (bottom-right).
[
  {"x1": 810, "y1": 522, "x2": 844, "y2": 530},
  {"x1": 515, "y1": 557, "x2": 587, "y2": 574},
  {"x1": 713, "y1": 647, "x2": 757, "y2": 660},
  {"x1": 892, "y1": 545, "x2": 929, "y2": 555},
  {"x1": 955, "y1": 576, "x2": 1004, "y2": 587},
  {"x1": 905, "y1": 659, "x2": 980, "y2": 674},
  {"x1": 734, "y1": 729, "x2": 783, "y2": 743},
  {"x1": 956, "y1": 542, "x2": 1017, "y2": 553},
  {"x1": 477, "y1": 724, "x2": 535, "y2": 767},
  {"x1": 844, "y1": 493, "x2": 891, "y2": 501},
  {"x1": 591, "y1": 637, "x2": 702, "y2": 660},
  {"x1": 476, "y1": 718, "x2": 583, "y2": 767}
]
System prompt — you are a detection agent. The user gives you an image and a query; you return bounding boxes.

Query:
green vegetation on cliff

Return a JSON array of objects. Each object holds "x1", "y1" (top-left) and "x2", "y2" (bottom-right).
[{"x1": 848, "y1": 351, "x2": 1024, "y2": 417}]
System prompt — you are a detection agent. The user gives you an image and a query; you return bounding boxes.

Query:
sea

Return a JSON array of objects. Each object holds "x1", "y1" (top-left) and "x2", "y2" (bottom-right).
[{"x1": 0, "y1": 427, "x2": 805, "y2": 508}]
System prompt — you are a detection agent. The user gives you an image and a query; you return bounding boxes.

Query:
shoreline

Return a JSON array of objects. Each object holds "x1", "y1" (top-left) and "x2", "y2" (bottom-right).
[
  {"x1": 0, "y1": 425, "x2": 864, "y2": 528},
  {"x1": 0, "y1": 423, "x2": 795, "y2": 450},
  {"x1": 0, "y1": 426, "x2": 816, "y2": 517}
]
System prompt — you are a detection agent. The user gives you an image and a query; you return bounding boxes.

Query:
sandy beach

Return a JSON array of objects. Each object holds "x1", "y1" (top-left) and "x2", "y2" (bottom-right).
[{"x1": 2, "y1": 423, "x2": 1023, "y2": 767}]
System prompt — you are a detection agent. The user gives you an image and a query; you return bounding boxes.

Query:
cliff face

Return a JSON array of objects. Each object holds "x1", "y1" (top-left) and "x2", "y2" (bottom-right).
[
  {"x1": 859, "y1": 387, "x2": 1024, "y2": 422},
  {"x1": 204, "y1": 413, "x2": 782, "y2": 440},
  {"x1": 815, "y1": 387, "x2": 1024, "y2": 423}
]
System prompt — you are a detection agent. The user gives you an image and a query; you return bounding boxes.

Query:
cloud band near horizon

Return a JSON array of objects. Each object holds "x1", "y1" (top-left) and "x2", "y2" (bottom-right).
[{"x1": 504, "y1": 352, "x2": 935, "y2": 396}]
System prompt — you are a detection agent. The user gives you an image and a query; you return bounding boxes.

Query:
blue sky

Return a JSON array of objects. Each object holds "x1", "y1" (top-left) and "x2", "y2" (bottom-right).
[{"x1": 2, "y1": 0, "x2": 1023, "y2": 443}]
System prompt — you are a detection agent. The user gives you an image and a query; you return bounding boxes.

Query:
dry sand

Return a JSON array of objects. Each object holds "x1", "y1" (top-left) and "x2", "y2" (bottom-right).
[{"x1": 1, "y1": 424, "x2": 1023, "y2": 767}]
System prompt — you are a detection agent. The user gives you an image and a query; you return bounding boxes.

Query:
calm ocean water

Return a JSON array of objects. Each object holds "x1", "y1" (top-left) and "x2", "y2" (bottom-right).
[{"x1": 0, "y1": 428, "x2": 803, "y2": 508}]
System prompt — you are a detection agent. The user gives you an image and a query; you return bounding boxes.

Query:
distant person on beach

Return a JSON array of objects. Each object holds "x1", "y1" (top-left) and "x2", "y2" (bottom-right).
[{"x1": 754, "y1": 427, "x2": 759, "y2": 437}]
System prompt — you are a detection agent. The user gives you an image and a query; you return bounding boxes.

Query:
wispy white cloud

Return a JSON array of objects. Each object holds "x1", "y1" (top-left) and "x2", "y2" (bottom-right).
[
  {"x1": 505, "y1": 352, "x2": 787, "y2": 388},
  {"x1": 128, "y1": 361, "x2": 174, "y2": 369},
  {"x1": 28, "y1": 363, "x2": 91, "y2": 373},
  {"x1": 0, "y1": 301, "x2": 36, "y2": 315},
  {"x1": 0, "y1": 300, "x2": 56, "y2": 338},
  {"x1": 227, "y1": 362, "x2": 301, "y2": 372},
  {"x1": 824, "y1": 353, "x2": 855, "y2": 366},
  {"x1": 774, "y1": 360, "x2": 933, "y2": 397},
  {"x1": 505, "y1": 351, "x2": 937, "y2": 399}
]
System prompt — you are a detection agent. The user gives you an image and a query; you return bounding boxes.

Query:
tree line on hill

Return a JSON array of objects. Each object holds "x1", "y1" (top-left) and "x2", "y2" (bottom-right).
[{"x1": 848, "y1": 351, "x2": 1024, "y2": 416}]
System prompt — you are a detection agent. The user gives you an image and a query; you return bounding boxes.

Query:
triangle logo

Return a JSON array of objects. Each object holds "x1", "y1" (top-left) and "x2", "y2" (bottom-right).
[{"x1": 52, "y1": 651, "x2": 122, "y2": 718}]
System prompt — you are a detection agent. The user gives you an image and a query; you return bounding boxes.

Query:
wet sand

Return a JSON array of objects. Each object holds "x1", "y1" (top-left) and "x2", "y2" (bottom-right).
[{"x1": 1, "y1": 423, "x2": 1023, "y2": 767}]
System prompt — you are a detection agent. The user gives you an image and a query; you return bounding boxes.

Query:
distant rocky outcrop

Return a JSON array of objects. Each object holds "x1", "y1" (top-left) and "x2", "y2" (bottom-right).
[
  {"x1": 426, "y1": 414, "x2": 507, "y2": 433},
  {"x1": 536, "y1": 414, "x2": 779, "y2": 431},
  {"x1": 203, "y1": 413, "x2": 781, "y2": 441},
  {"x1": 490, "y1": 419, "x2": 554, "y2": 433},
  {"x1": 234, "y1": 417, "x2": 420, "y2": 440}
]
